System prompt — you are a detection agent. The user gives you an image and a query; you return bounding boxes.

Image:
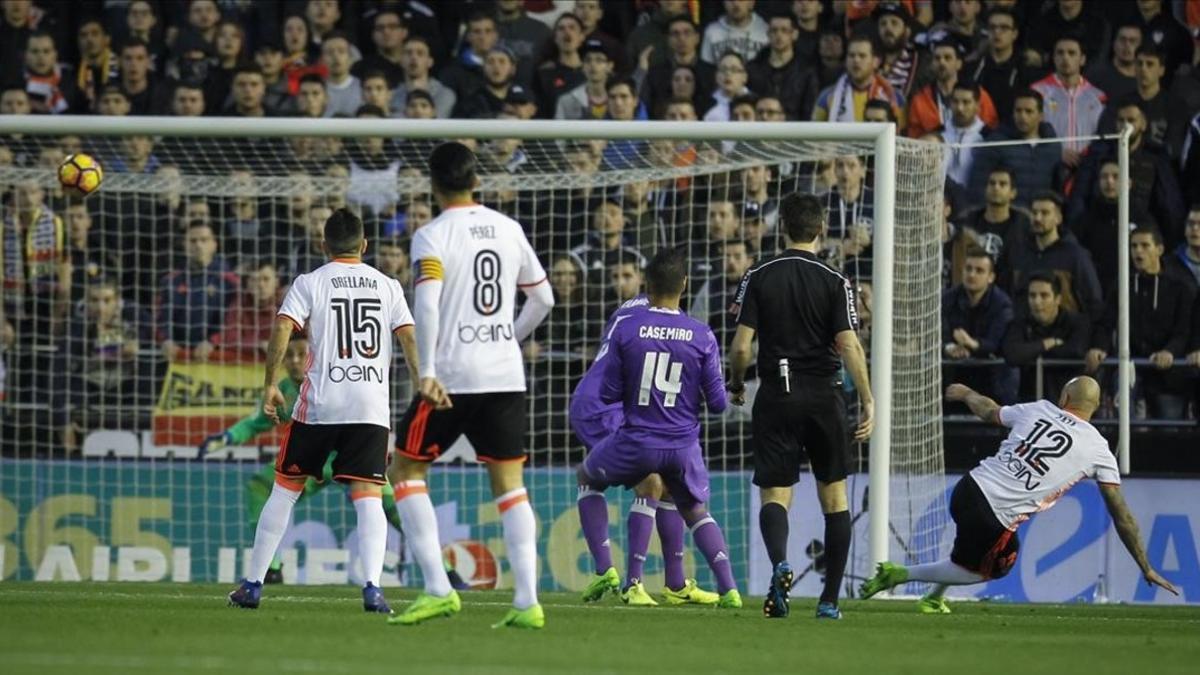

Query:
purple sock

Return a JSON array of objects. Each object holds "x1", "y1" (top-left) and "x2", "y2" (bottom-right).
[
  {"x1": 625, "y1": 497, "x2": 657, "y2": 585},
  {"x1": 577, "y1": 487, "x2": 612, "y2": 573},
  {"x1": 656, "y1": 503, "x2": 686, "y2": 591},
  {"x1": 691, "y1": 514, "x2": 736, "y2": 594}
]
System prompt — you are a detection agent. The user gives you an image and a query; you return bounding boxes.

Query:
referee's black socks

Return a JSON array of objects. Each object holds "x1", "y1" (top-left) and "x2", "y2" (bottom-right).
[
  {"x1": 820, "y1": 510, "x2": 851, "y2": 606},
  {"x1": 759, "y1": 502, "x2": 789, "y2": 567}
]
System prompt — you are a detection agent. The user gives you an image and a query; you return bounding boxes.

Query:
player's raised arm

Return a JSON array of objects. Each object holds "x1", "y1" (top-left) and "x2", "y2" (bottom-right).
[
  {"x1": 514, "y1": 236, "x2": 554, "y2": 342},
  {"x1": 1098, "y1": 483, "x2": 1180, "y2": 596},
  {"x1": 945, "y1": 383, "x2": 1002, "y2": 425}
]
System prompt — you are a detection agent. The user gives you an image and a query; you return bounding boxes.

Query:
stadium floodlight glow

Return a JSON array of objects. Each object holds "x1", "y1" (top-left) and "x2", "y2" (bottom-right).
[{"x1": 0, "y1": 115, "x2": 946, "y2": 585}]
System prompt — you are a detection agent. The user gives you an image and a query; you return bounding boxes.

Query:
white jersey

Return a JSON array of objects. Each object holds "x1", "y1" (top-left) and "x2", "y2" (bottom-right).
[
  {"x1": 970, "y1": 400, "x2": 1121, "y2": 530},
  {"x1": 412, "y1": 203, "x2": 547, "y2": 393},
  {"x1": 277, "y1": 259, "x2": 414, "y2": 428}
]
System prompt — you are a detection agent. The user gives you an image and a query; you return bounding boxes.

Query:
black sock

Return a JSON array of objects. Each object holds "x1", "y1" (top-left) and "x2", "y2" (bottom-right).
[
  {"x1": 759, "y1": 502, "x2": 789, "y2": 567},
  {"x1": 820, "y1": 510, "x2": 851, "y2": 605}
]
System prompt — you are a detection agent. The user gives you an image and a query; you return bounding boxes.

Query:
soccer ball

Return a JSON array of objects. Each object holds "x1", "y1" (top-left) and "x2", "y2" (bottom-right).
[
  {"x1": 442, "y1": 540, "x2": 498, "y2": 590},
  {"x1": 58, "y1": 153, "x2": 103, "y2": 196}
]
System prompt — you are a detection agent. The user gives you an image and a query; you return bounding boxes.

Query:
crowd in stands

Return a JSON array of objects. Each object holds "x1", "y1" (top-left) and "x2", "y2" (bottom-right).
[{"x1": 4, "y1": 0, "x2": 1200, "y2": 454}]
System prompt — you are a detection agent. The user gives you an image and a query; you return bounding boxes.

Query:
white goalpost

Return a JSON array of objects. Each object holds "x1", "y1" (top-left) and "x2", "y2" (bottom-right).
[{"x1": 0, "y1": 115, "x2": 947, "y2": 591}]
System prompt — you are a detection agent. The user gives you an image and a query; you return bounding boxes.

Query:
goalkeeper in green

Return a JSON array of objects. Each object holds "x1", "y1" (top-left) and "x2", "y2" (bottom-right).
[{"x1": 200, "y1": 335, "x2": 464, "y2": 587}]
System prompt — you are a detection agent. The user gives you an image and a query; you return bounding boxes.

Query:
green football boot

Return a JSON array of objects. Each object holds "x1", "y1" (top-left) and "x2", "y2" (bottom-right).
[
  {"x1": 717, "y1": 589, "x2": 743, "y2": 609},
  {"x1": 621, "y1": 581, "x2": 658, "y2": 606},
  {"x1": 581, "y1": 567, "x2": 620, "y2": 602},
  {"x1": 860, "y1": 561, "x2": 910, "y2": 599},
  {"x1": 492, "y1": 604, "x2": 545, "y2": 629},
  {"x1": 661, "y1": 579, "x2": 719, "y2": 605},
  {"x1": 386, "y1": 590, "x2": 461, "y2": 626},
  {"x1": 917, "y1": 594, "x2": 951, "y2": 614}
]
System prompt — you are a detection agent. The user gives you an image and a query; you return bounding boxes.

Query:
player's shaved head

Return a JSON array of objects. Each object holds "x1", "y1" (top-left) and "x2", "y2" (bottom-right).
[
  {"x1": 1058, "y1": 376, "x2": 1100, "y2": 419},
  {"x1": 429, "y1": 141, "x2": 479, "y2": 194},
  {"x1": 645, "y1": 246, "x2": 688, "y2": 298},
  {"x1": 324, "y1": 207, "x2": 365, "y2": 257}
]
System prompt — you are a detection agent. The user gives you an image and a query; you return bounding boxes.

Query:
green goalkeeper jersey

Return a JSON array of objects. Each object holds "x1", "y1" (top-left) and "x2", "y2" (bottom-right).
[{"x1": 226, "y1": 377, "x2": 301, "y2": 444}]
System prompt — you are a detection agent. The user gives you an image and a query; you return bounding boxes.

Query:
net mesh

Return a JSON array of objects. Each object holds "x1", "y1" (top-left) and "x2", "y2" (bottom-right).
[{"x1": 0, "y1": 124, "x2": 945, "y2": 594}]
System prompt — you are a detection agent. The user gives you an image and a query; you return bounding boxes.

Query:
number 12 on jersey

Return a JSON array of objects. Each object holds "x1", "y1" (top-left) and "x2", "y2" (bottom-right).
[{"x1": 639, "y1": 351, "x2": 683, "y2": 407}]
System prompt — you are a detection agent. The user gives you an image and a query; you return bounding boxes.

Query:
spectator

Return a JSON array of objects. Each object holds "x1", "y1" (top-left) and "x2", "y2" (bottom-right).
[
  {"x1": 0, "y1": 0, "x2": 36, "y2": 82},
  {"x1": 360, "y1": 70, "x2": 392, "y2": 116},
  {"x1": 75, "y1": 19, "x2": 118, "y2": 110},
  {"x1": 1131, "y1": 0, "x2": 1194, "y2": 75},
  {"x1": 1098, "y1": 45, "x2": 1170, "y2": 147},
  {"x1": 1026, "y1": 0, "x2": 1110, "y2": 67},
  {"x1": 479, "y1": 114, "x2": 532, "y2": 174},
  {"x1": 941, "y1": 82, "x2": 988, "y2": 186},
  {"x1": 119, "y1": 38, "x2": 168, "y2": 115},
  {"x1": 346, "y1": 104, "x2": 401, "y2": 215},
  {"x1": 747, "y1": 14, "x2": 819, "y2": 120},
  {"x1": 942, "y1": 247, "x2": 1018, "y2": 405},
  {"x1": 569, "y1": 200, "x2": 646, "y2": 290},
  {"x1": 690, "y1": 239, "x2": 755, "y2": 349},
  {"x1": 1072, "y1": 100, "x2": 1184, "y2": 246},
  {"x1": 502, "y1": 83, "x2": 538, "y2": 119},
  {"x1": 23, "y1": 31, "x2": 79, "y2": 114},
  {"x1": 440, "y1": 11, "x2": 498, "y2": 101},
  {"x1": 968, "y1": 89, "x2": 1061, "y2": 208},
  {"x1": 813, "y1": 35, "x2": 906, "y2": 126},
  {"x1": 1031, "y1": 35, "x2": 1107, "y2": 165},
  {"x1": 741, "y1": 164, "x2": 778, "y2": 230},
  {"x1": 703, "y1": 52, "x2": 752, "y2": 121},
  {"x1": 555, "y1": 39, "x2": 612, "y2": 120},
  {"x1": 908, "y1": 40, "x2": 998, "y2": 138},
  {"x1": 107, "y1": 135, "x2": 160, "y2": 174},
  {"x1": 689, "y1": 198, "x2": 741, "y2": 281},
  {"x1": 156, "y1": 221, "x2": 238, "y2": 362},
  {"x1": 321, "y1": 32, "x2": 361, "y2": 117},
  {"x1": 928, "y1": 0, "x2": 986, "y2": 61},
  {"x1": 1086, "y1": 225, "x2": 1195, "y2": 419},
  {"x1": 305, "y1": 0, "x2": 349, "y2": 49},
  {"x1": 223, "y1": 66, "x2": 270, "y2": 116},
  {"x1": 496, "y1": 0, "x2": 552, "y2": 88},
  {"x1": 965, "y1": 7, "x2": 1034, "y2": 128},
  {"x1": 605, "y1": 255, "x2": 645, "y2": 315},
  {"x1": 454, "y1": 45, "x2": 518, "y2": 119},
  {"x1": 373, "y1": 238, "x2": 412, "y2": 292},
  {"x1": 390, "y1": 36, "x2": 456, "y2": 119},
  {"x1": 527, "y1": 254, "x2": 603, "y2": 361},
  {"x1": 1070, "y1": 161, "x2": 1136, "y2": 299},
  {"x1": 95, "y1": 84, "x2": 131, "y2": 117},
  {"x1": 1002, "y1": 272, "x2": 1090, "y2": 402},
  {"x1": 639, "y1": 17, "x2": 714, "y2": 118},
  {"x1": 295, "y1": 73, "x2": 329, "y2": 117},
  {"x1": 204, "y1": 20, "x2": 248, "y2": 114},
  {"x1": 791, "y1": 0, "x2": 825, "y2": 68},
  {"x1": 573, "y1": 0, "x2": 625, "y2": 73},
  {"x1": 254, "y1": 39, "x2": 294, "y2": 115},
  {"x1": 124, "y1": 0, "x2": 167, "y2": 72},
  {"x1": 1000, "y1": 191, "x2": 1103, "y2": 320},
  {"x1": 223, "y1": 171, "x2": 274, "y2": 264},
  {"x1": 701, "y1": 0, "x2": 769, "y2": 65},
  {"x1": 285, "y1": 203, "x2": 332, "y2": 278},
  {"x1": 625, "y1": 0, "x2": 688, "y2": 71},
  {"x1": 535, "y1": 13, "x2": 586, "y2": 118},
  {"x1": 55, "y1": 278, "x2": 153, "y2": 452},
  {"x1": 63, "y1": 202, "x2": 119, "y2": 303},
  {"x1": 1168, "y1": 206, "x2": 1200, "y2": 286},
  {"x1": 352, "y1": 9, "x2": 407, "y2": 87},
  {"x1": 181, "y1": 0, "x2": 221, "y2": 50},
  {"x1": 962, "y1": 166, "x2": 1029, "y2": 261},
  {"x1": 281, "y1": 14, "x2": 318, "y2": 79},
  {"x1": 1084, "y1": 23, "x2": 1141, "y2": 103},
  {"x1": 824, "y1": 155, "x2": 874, "y2": 281},
  {"x1": 1, "y1": 178, "x2": 66, "y2": 338},
  {"x1": 198, "y1": 260, "x2": 283, "y2": 363},
  {"x1": 874, "y1": 2, "x2": 927, "y2": 101},
  {"x1": 754, "y1": 94, "x2": 786, "y2": 121},
  {"x1": 600, "y1": 77, "x2": 648, "y2": 170},
  {"x1": 815, "y1": 29, "x2": 846, "y2": 89}
]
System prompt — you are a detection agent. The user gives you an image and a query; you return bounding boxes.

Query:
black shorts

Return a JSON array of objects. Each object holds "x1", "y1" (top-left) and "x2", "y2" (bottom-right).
[
  {"x1": 949, "y1": 475, "x2": 1020, "y2": 579},
  {"x1": 275, "y1": 421, "x2": 389, "y2": 485},
  {"x1": 397, "y1": 391, "x2": 526, "y2": 463},
  {"x1": 751, "y1": 377, "x2": 849, "y2": 487}
]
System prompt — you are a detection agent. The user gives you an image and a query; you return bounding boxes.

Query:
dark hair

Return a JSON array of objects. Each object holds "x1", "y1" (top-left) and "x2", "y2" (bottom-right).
[
  {"x1": 324, "y1": 207, "x2": 364, "y2": 255},
  {"x1": 298, "y1": 73, "x2": 326, "y2": 89},
  {"x1": 1053, "y1": 34, "x2": 1084, "y2": 52},
  {"x1": 361, "y1": 69, "x2": 389, "y2": 84},
  {"x1": 666, "y1": 16, "x2": 699, "y2": 33},
  {"x1": 645, "y1": 246, "x2": 688, "y2": 297},
  {"x1": 963, "y1": 246, "x2": 994, "y2": 270},
  {"x1": 374, "y1": 9, "x2": 405, "y2": 29},
  {"x1": 952, "y1": 80, "x2": 981, "y2": 100},
  {"x1": 1115, "y1": 96, "x2": 1147, "y2": 116},
  {"x1": 985, "y1": 7, "x2": 1017, "y2": 26},
  {"x1": 1131, "y1": 224, "x2": 1164, "y2": 246},
  {"x1": 356, "y1": 103, "x2": 386, "y2": 117},
  {"x1": 1012, "y1": 87, "x2": 1043, "y2": 112},
  {"x1": 88, "y1": 276, "x2": 119, "y2": 294},
  {"x1": 987, "y1": 165, "x2": 1015, "y2": 184},
  {"x1": 322, "y1": 29, "x2": 352, "y2": 46},
  {"x1": 1030, "y1": 190, "x2": 1064, "y2": 214},
  {"x1": 778, "y1": 192, "x2": 825, "y2": 243},
  {"x1": 1135, "y1": 43, "x2": 1165, "y2": 65},
  {"x1": 429, "y1": 142, "x2": 478, "y2": 193},
  {"x1": 730, "y1": 93, "x2": 758, "y2": 110},
  {"x1": 26, "y1": 30, "x2": 54, "y2": 44},
  {"x1": 864, "y1": 98, "x2": 896, "y2": 121},
  {"x1": 606, "y1": 75, "x2": 637, "y2": 95},
  {"x1": 1027, "y1": 271, "x2": 1061, "y2": 296},
  {"x1": 119, "y1": 36, "x2": 150, "y2": 55},
  {"x1": 768, "y1": 13, "x2": 799, "y2": 30},
  {"x1": 232, "y1": 64, "x2": 264, "y2": 79},
  {"x1": 846, "y1": 33, "x2": 880, "y2": 56},
  {"x1": 404, "y1": 89, "x2": 434, "y2": 106}
]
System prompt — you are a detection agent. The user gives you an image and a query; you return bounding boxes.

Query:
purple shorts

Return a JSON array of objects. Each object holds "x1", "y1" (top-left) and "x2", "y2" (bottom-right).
[
  {"x1": 570, "y1": 407, "x2": 623, "y2": 450},
  {"x1": 581, "y1": 430, "x2": 711, "y2": 510}
]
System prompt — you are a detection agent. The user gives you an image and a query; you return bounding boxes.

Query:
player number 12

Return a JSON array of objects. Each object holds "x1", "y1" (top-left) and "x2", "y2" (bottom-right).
[{"x1": 638, "y1": 352, "x2": 683, "y2": 408}]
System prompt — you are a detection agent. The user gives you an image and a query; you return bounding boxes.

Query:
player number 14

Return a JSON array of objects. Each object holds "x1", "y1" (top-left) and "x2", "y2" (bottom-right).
[{"x1": 638, "y1": 352, "x2": 683, "y2": 408}]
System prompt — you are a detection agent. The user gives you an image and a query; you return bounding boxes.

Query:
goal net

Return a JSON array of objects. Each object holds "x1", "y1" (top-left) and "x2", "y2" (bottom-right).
[{"x1": 0, "y1": 118, "x2": 945, "y2": 596}]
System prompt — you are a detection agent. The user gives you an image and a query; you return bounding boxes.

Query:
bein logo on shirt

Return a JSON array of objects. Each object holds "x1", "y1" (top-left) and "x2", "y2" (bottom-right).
[
  {"x1": 638, "y1": 352, "x2": 683, "y2": 408},
  {"x1": 457, "y1": 321, "x2": 514, "y2": 344}
]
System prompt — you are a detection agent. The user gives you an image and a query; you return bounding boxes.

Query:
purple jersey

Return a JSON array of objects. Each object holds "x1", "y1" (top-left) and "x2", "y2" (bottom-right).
[
  {"x1": 596, "y1": 305, "x2": 727, "y2": 448},
  {"x1": 569, "y1": 296, "x2": 648, "y2": 447}
]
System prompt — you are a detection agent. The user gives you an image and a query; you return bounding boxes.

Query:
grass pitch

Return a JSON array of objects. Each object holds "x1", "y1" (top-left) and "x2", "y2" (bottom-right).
[{"x1": 1, "y1": 584, "x2": 1197, "y2": 675}]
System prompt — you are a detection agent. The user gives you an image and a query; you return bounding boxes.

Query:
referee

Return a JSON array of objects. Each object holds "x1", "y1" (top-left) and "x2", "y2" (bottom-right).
[{"x1": 727, "y1": 192, "x2": 874, "y2": 621}]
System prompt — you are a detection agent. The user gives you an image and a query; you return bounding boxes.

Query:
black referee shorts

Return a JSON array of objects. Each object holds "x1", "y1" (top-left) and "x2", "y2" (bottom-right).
[
  {"x1": 397, "y1": 391, "x2": 527, "y2": 463},
  {"x1": 751, "y1": 377, "x2": 849, "y2": 487},
  {"x1": 948, "y1": 474, "x2": 1020, "y2": 579}
]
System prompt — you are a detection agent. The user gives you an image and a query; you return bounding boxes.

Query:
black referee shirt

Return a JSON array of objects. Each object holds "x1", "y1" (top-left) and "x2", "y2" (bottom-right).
[{"x1": 732, "y1": 248, "x2": 858, "y2": 377}]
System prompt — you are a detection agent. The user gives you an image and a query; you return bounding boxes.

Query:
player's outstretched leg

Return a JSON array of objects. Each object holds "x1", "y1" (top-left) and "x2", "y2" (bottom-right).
[
  {"x1": 860, "y1": 561, "x2": 910, "y2": 599},
  {"x1": 655, "y1": 500, "x2": 718, "y2": 606},
  {"x1": 863, "y1": 559, "x2": 984, "y2": 610},
  {"x1": 351, "y1": 485, "x2": 390, "y2": 613},
  {"x1": 577, "y1": 481, "x2": 619, "y2": 602},
  {"x1": 229, "y1": 476, "x2": 304, "y2": 608},
  {"x1": 679, "y1": 506, "x2": 741, "y2": 609},
  {"x1": 387, "y1": 474, "x2": 461, "y2": 626}
]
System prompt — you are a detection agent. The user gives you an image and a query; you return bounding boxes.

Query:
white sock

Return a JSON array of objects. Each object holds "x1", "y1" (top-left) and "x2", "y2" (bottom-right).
[
  {"x1": 498, "y1": 487, "x2": 538, "y2": 610},
  {"x1": 353, "y1": 494, "x2": 387, "y2": 587},
  {"x1": 247, "y1": 482, "x2": 301, "y2": 583},
  {"x1": 394, "y1": 481, "x2": 452, "y2": 597},
  {"x1": 907, "y1": 560, "x2": 985, "y2": 585}
]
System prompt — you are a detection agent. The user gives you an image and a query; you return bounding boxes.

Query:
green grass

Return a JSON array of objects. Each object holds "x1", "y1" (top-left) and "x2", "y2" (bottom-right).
[{"x1": 1, "y1": 584, "x2": 1198, "y2": 675}]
